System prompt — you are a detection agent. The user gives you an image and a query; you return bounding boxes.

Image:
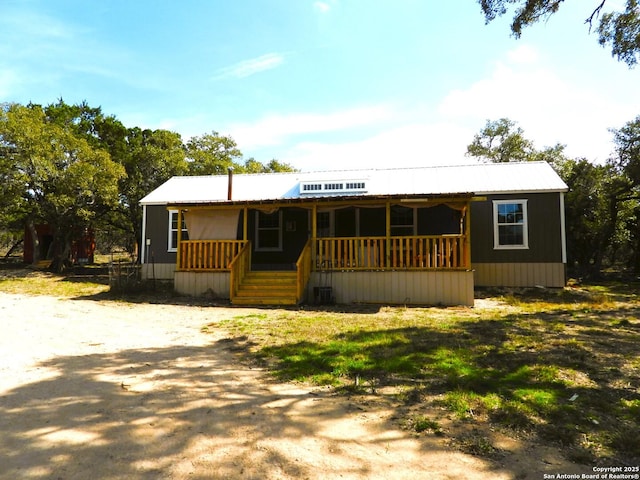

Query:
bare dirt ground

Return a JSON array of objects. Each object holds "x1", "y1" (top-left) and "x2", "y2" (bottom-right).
[{"x1": 0, "y1": 292, "x2": 591, "y2": 480}]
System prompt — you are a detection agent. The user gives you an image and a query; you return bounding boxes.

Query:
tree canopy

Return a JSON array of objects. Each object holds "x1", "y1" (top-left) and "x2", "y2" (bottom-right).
[
  {"x1": 466, "y1": 118, "x2": 566, "y2": 163},
  {"x1": 0, "y1": 100, "x2": 296, "y2": 267},
  {"x1": 478, "y1": 0, "x2": 640, "y2": 66},
  {"x1": 0, "y1": 103, "x2": 125, "y2": 268}
]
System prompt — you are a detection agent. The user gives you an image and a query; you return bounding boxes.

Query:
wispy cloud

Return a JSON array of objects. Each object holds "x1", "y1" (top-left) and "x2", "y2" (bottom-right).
[
  {"x1": 0, "y1": 68, "x2": 20, "y2": 97},
  {"x1": 313, "y1": 1, "x2": 332, "y2": 14},
  {"x1": 438, "y1": 45, "x2": 636, "y2": 162},
  {"x1": 226, "y1": 105, "x2": 394, "y2": 149},
  {"x1": 0, "y1": 9, "x2": 74, "y2": 41},
  {"x1": 213, "y1": 53, "x2": 285, "y2": 80},
  {"x1": 278, "y1": 122, "x2": 475, "y2": 172}
]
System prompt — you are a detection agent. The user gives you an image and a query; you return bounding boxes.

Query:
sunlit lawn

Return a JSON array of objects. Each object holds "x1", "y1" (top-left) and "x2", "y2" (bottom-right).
[
  {"x1": 0, "y1": 268, "x2": 109, "y2": 297},
  {"x1": 214, "y1": 283, "x2": 640, "y2": 464}
]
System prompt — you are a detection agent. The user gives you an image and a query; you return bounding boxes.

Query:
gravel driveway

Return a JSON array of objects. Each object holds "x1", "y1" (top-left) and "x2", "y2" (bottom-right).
[{"x1": 0, "y1": 292, "x2": 580, "y2": 479}]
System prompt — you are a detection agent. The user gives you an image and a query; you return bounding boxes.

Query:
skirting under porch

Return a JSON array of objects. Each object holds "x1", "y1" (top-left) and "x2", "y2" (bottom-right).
[
  {"x1": 308, "y1": 270, "x2": 474, "y2": 306},
  {"x1": 175, "y1": 271, "x2": 230, "y2": 298},
  {"x1": 173, "y1": 270, "x2": 474, "y2": 306}
]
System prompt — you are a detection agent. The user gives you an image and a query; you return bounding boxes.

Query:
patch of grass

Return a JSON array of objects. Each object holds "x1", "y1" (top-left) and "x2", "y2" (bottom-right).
[
  {"x1": 441, "y1": 390, "x2": 482, "y2": 419},
  {"x1": 609, "y1": 424, "x2": 640, "y2": 457},
  {"x1": 451, "y1": 431, "x2": 501, "y2": 458},
  {"x1": 205, "y1": 283, "x2": 640, "y2": 462},
  {"x1": 405, "y1": 415, "x2": 443, "y2": 435},
  {"x1": 0, "y1": 271, "x2": 109, "y2": 297}
]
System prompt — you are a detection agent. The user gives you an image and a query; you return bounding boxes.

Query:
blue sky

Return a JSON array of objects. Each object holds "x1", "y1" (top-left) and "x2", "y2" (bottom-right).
[{"x1": 1, "y1": 0, "x2": 638, "y2": 171}]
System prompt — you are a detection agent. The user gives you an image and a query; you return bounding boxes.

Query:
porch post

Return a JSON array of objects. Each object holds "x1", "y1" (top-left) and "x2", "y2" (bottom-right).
[
  {"x1": 311, "y1": 204, "x2": 317, "y2": 269},
  {"x1": 385, "y1": 200, "x2": 391, "y2": 268},
  {"x1": 243, "y1": 206, "x2": 248, "y2": 240},
  {"x1": 176, "y1": 208, "x2": 183, "y2": 270},
  {"x1": 311, "y1": 204, "x2": 317, "y2": 238},
  {"x1": 464, "y1": 202, "x2": 471, "y2": 268}
]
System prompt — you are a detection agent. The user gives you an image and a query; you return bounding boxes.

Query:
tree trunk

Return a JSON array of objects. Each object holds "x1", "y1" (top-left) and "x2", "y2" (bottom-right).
[
  {"x1": 4, "y1": 238, "x2": 24, "y2": 259},
  {"x1": 26, "y1": 219, "x2": 40, "y2": 265},
  {"x1": 49, "y1": 228, "x2": 72, "y2": 273}
]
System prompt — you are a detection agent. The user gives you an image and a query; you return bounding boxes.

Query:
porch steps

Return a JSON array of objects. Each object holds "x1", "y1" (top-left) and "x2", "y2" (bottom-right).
[{"x1": 232, "y1": 271, "x2": 299, "y2": 305}]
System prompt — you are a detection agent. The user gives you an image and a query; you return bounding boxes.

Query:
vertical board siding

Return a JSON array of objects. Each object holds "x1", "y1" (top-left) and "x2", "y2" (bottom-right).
[
  {"x1": 144, "y1": 205, "x2": 176, "y2": 264},
  {"x1": 471, "y1": 193, "x2": 564, "y2": 264},
  {"x1": 174, "y1": 271, "x2": 230, "y2": 298},
  {"x1": 309, "y1": 271, "x2": 474, "y2": 306},
  {"x1": 141, "y1": 263, "x2": 176, "y2": 280},
  {"x1": 473, "y1": 263, "x2": 565, "y2": 288}
]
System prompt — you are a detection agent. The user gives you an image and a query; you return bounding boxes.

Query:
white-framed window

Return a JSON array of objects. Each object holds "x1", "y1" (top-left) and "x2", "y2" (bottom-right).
[
  {"x1": 168, "y1": 210, "x2": 189, "y2": 252},
  {"x1": 390, "y1": 205, "x2": 415, "y2": 236},
  {"x1": 493, "y1": 200, "x2": 528, "y2": 249},
  {"x1": 255, "y1": 210, "x2": 283, "y2": 251}
]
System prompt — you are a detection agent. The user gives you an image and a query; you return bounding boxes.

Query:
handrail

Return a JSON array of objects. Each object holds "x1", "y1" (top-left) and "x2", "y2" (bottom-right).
[
  {"x1": 295, "y1": 238, "x2": 313, "y2": 301},
  {"x1": 229, "y1": 241, "x2": 251, "y2": 300},
  {"x1": 178, "y1": 239, "x2": 246, "y2": 271},
  {"x1": 315, "y1": 234, "x2": 468, "y2": 270}
]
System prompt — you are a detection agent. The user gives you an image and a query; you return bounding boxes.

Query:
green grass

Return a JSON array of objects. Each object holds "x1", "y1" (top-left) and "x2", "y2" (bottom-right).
[
  {"x1": 0, "y1": 271, "x2": 109, "y2": 297},
  {"x1": 216, "y1": 283, "x2": 640, "y2": 463}
]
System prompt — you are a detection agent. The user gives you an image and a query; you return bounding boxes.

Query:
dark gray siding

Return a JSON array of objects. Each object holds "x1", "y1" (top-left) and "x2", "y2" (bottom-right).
[
  {"x1": 471, "y1": 193, "x2": 563, "y2": 263},
  {"x1": 144, "y1": 205, "x2": 175, "y2": 264}
]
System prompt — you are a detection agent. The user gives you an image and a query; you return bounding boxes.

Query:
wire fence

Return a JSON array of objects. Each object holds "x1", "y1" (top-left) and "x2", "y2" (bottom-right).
[{"x1": 108, "y1": 260, "x2": 142, "y2": 293}]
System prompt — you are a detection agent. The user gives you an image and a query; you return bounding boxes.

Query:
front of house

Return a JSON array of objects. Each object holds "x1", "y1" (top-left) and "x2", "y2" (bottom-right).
[{"x1": 140, "y1": 162, "x2": 568, "y2": 306}]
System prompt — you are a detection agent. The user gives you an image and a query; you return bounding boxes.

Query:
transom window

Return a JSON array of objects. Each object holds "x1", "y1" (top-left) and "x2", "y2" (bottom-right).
[
  {"x1": 255, "y1": 210, "x2": 283, "y2": 251},
  {"x1": 493, "y1": 200, "x2": 528, "y2": 249},
  {"x1": 168, "y1": 210, "x2": 189, "y2": 252}
]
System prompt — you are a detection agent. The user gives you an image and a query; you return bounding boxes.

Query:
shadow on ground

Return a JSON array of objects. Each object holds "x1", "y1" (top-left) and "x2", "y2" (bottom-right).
[{"x1": 0, "y1": 336, "x2": 510, "y2": 479}]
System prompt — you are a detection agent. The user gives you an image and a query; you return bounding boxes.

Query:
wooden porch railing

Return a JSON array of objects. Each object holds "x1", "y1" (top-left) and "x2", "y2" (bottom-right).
[
  {"x1": 177, "y1": 235, "x2": 467, "y2": 275},
  {"x1": 178, "y1": 240, "x2": 246, "y2": 271},
  {"x1": 295, "y1": 238, "x2": 312, "y2": 300},
  {"x1": 229, "y1": 241, "x2": 251, "y2": 300},
  {"x1": 315, "y1": 235, "x2": 469, "y2": 270}
]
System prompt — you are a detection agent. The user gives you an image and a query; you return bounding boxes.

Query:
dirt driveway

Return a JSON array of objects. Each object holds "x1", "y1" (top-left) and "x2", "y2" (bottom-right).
[{"x1": 0, "y1": 292, "x2": 586, "y2": 479}]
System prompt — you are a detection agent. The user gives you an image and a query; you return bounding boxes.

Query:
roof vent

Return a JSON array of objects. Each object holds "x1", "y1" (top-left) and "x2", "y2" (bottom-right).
[{"x1": 299, "y1": 180, "x2": 367, "y2": 195}]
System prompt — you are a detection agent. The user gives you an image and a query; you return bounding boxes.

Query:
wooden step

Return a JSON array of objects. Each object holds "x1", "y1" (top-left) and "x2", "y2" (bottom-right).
[
  {"x1": 231, "y1": 270, "x2": 300, "y2": 305},
  {"x1": 232, "y1": 295, "x2": 298, "y2": 305},
  {"x1": 235, "y1": 288, "x2": 297, "y2": 298},
  {"x1": 235, "y1": 284, "x2": 297, "y2": 294},
  {"x1": 238, "y1": 277, "x2": 296, "y2": 285}
]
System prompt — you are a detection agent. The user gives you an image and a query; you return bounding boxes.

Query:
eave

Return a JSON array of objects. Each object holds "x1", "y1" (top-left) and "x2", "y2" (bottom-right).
[{"x1": 166, "y1": 192, "x2": 482, "y2": 210}]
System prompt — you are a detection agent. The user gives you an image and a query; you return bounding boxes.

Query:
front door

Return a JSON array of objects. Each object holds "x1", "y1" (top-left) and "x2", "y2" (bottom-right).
[{"x1": 250, "y1": 207, "x2": 309, "y2": 270}]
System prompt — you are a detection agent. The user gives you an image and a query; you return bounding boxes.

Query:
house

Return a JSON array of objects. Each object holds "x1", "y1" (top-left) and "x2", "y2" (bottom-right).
[{"x1": 139, "y1": 161, "x2": 568, "y2": 306}]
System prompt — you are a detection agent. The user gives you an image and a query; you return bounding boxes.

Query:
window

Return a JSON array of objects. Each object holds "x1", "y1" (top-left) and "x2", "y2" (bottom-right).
[
  {"x1": 493, "y1": 200, "x2": 528, "y2": 249},
  {"x1": 317, "y1": 211, "x2": 334, "y2": 237},
  {"x1": 255, "y1": 210, "x2": 282, "y2": 251},
  {"x1": 168, "y1": 210, "x2": 189, "y2": 252},
  {"x1": 390, "y1": 206, "x2": 415, "y2": 236}
]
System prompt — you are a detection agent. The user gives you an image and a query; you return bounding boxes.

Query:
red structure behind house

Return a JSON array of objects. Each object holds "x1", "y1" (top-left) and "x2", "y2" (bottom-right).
[{"x1": 23, "y1": 225, "x2": 96, "y2": 265}]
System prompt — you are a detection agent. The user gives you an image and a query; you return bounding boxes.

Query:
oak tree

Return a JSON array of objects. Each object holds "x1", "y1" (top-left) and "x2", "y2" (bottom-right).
[{"x1": 478, "y1": 0, "x2": 640, "y2": 66}]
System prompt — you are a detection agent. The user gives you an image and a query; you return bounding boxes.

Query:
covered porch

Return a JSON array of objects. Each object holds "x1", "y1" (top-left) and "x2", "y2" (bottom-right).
[{"x1": 171, "y1": 195, "x2": 475, "y2": 305}]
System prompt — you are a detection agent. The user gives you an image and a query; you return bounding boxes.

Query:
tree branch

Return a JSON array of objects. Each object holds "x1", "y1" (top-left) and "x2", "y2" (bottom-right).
[{"x1": 585, "y1": 0, "x2": 607, "y2": 31}]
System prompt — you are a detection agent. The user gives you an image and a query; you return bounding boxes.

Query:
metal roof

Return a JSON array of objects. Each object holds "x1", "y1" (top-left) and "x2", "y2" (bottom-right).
[{"x1": 140, "y1": 161, "x2": 568, "y2": 205}]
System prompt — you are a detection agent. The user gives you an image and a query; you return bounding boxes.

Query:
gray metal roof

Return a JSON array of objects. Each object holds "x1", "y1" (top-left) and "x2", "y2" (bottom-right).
[{"x1": 140, "y1": 161, "x2": 568, "y2": 205}]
